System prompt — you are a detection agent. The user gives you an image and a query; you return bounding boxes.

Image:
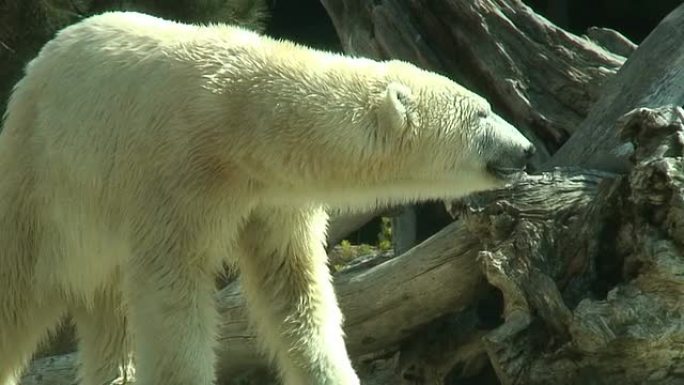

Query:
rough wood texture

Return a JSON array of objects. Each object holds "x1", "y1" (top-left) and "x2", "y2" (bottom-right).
[
  {"x1": 385, "y1": 168, "x2": 611, "y2": 385},
  {"x1": 550, "y1": 4, "x2": 684, "y2": 171},
  {"x1": 320, "y1": 0, "x2": 627, "y2": 161},
  {"x1": 460, "y1": 106, "x2": 684, "y2": 385},
  {"x1": 390, "y1": 206, "x2": 417, "y2": 255}
]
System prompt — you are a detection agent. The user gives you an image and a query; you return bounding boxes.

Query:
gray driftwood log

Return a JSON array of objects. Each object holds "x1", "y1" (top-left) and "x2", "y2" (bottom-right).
[
  {"x1": 550, "y1": 4, "x2": 684, "y2": 171},
  {"x1": 478, "y1": 106, "x2": 684, "y2": 385}
]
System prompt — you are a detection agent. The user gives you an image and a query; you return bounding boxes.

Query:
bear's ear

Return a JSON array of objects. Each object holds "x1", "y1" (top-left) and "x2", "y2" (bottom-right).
[{"x1": 379, "y1": 82, "x2": 418, "y2": 133}]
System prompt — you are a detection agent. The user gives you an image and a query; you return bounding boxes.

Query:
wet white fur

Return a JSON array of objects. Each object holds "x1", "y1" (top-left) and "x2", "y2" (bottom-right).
[{"x1": 0, "y1": 12, "x2": 531, "y2": 385}]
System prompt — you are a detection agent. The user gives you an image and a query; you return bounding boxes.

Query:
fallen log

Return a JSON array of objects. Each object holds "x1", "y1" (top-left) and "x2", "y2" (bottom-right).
[
  {"x1": 549, "y1": 4, "x2": 684, "y2": 171},
  {"x1": 470, "y1": 106, "x2": 684, "y2": 385}
]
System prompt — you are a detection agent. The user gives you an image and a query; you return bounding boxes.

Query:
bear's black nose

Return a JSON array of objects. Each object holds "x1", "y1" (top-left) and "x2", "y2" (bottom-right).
[{"x1": 487, "y1": 144, "x2": 536, "y2": 179}]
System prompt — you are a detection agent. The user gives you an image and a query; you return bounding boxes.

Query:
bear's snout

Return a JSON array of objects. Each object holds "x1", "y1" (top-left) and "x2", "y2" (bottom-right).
[
  {"x1": 479, "y1": 112, "x2": 535, "y2": 179},
  {"x1": 486, "y1": 143, "x2": 535, "y2": 179}
]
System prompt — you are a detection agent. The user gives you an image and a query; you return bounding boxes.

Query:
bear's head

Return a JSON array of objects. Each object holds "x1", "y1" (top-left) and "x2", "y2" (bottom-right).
[
  {"x1": 258, "y1": 58, "x2": 534, "y2": 209},
  {"x1": 367, "y1": 61, "x2": 535, "y2": 201}
]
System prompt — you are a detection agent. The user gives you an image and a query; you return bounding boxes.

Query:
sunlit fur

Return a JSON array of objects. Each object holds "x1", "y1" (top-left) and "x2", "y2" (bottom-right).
[{"x1": 0, "y1": 12, "x2": 531, "y2": 385}]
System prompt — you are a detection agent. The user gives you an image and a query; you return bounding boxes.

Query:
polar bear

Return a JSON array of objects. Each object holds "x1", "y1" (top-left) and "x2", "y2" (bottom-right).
[{"x1": 0, "y1": 11, "x2": 533, "y2": 385}]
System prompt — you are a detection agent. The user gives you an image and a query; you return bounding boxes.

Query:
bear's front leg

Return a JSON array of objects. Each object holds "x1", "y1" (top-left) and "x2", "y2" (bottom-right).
[
  {"x1": 71, "y1": 286, "x2": 131, "y2": 385},
  {"x1": 124, "y1": 240, "x2": 219, "y2": 385},
  {"x1": 237, "y1": 205, "x2": 360, "y2": 385}
]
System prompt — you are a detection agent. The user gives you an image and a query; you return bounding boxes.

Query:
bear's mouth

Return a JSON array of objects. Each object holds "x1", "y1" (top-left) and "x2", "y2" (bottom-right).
[{"x1": 486, "y1": 164, "x2": 527, "y2": 181}]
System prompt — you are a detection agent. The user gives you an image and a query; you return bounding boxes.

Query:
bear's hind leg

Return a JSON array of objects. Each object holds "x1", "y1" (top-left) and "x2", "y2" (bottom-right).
[
  {"x1": 237, "y1": 206, "x2": 360, "y2": 385},
  {"x1": 0, "y1": 294, "x2": 66, "y2": 385},
  {"x1": 72, "y1": 286, "x2": 132, "y2": 385}
]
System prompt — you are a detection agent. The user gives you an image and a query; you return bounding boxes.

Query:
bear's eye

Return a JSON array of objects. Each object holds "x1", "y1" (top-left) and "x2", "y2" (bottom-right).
[{"x1": 476, "y1": 109, "x2": 488, "y2": 119}]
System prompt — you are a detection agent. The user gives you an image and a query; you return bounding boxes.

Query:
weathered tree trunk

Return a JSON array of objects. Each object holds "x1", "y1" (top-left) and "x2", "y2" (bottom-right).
[
  {"x1": 550, "y1": 5, "x2": 684, "y2": 171},
  {"x1": 390, "y1": 206, "x2": 417, "y2": 255},
  {"x1": 476, "y1": 106, "x2": 684, "y2": 385}
]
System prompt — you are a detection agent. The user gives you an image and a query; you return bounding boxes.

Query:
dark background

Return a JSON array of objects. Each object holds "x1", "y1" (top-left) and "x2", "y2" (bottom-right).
[{"x1": 266, "y1": 0, "x2": 682, "y2": 50}]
